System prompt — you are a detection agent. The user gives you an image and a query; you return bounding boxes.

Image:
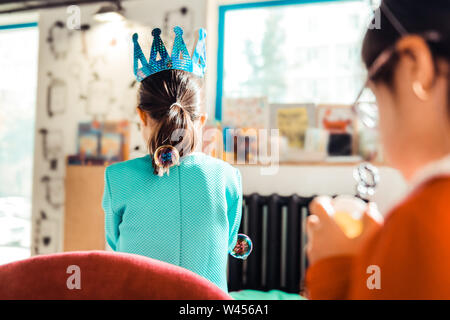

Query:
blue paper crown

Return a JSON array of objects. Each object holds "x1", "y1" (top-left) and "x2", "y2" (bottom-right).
[{"x1": 133, "y1": 26, "x2": 207, "y2": 81}]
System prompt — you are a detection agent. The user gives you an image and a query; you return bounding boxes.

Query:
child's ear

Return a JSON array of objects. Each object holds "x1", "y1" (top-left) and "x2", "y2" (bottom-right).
[{"x1": 137, "y1": 107, "x2": 147, "y2": 126}]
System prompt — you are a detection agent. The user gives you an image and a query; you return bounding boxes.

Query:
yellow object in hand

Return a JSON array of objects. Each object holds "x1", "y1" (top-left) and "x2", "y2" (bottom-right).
[
  {"x1": 333, "y1": 211, "x2": 364, "y2": 238},
  {"x1": 331, "y1": 196, "x2": 367, "y2": 239}
]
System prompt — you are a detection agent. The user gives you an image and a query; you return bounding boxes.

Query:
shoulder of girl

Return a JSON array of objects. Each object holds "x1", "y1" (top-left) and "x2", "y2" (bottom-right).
[
  {"x1": 197, "y1": 153, "x2": 240, "y2": 177},
  {"x1": 200, "y1": 153, "x2": 227, "y2": 166},
  {"x1": 105, "y1": 156, "x2": 149, "y2": 177},
  {"x1": 384, "y1": 177, "x2": 450, "y2": 229}
]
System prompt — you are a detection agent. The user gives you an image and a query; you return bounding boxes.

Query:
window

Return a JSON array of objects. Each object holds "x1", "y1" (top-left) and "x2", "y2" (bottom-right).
[
  {"x1": 0, "y1": 23, "x2": 38, "y2": 264},
  {"x1": 216, "y1": 0, "x2": 378, "y2": 120}
]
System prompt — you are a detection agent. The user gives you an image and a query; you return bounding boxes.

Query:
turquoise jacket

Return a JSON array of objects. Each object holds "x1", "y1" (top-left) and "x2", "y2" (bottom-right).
[{"x1": 102, "y1": 152, "x2": 242, "y2": 292}]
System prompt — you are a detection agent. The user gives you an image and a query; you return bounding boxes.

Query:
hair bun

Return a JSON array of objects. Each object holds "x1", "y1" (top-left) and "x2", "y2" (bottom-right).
[{"x1": 153, "y1": 145, "x2": 180, "y2": 176}]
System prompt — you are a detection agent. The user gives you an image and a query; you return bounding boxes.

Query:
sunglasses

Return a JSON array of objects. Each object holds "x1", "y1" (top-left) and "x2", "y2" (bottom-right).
[{"x1": 352, "y1": 2, "x2": 443, "y2": 129}]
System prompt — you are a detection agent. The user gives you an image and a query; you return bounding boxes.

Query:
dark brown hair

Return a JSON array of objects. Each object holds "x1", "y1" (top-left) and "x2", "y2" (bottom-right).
[
  {"x1": 138, "y1": 69, "x2": 203, "y2": 175},
  {"x1": 362, "y1": 0, "x2": 450, "y2": 87}
]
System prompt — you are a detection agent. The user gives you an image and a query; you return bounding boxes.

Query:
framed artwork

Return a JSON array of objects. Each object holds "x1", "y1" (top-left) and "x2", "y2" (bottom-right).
[
  {"x1": 77, "y1": 122, "x2": 100, "y2": 158},
  {"x1": 317, "y1": 105, "x2": 356, "y2": 133},
  {"x1": 101, "y1": 133, "x2": 123, "y2": 161},
  {"x1": 316, "y1": 105, "x2": 358, "y2": 156},
  {"x1": 76, "y1": 121, "x2": 130, "y2": 162},
  {"x1": 101, "y1": 121, "x2": 129, "y2": 162},
  {"x1": 270, "y1": 103, "x2": 316, "y2": 150},
  {"x1": 222, "y1": 97, "x2": 269, "y2": 129}
]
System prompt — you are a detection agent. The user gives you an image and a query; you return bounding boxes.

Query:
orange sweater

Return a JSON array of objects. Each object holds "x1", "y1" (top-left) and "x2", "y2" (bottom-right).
[{"x1": 306, "y1": 177, "x2": 450, "y2": 299}]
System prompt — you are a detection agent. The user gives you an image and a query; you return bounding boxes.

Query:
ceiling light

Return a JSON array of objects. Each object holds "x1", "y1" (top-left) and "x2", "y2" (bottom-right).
[{"x1": 94, "y1": 2, "x2": 125, "y2": 23}]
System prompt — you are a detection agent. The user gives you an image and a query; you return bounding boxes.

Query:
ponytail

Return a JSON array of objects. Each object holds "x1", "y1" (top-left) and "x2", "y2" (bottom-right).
[
  {"x1": 137, "y1": 70, "x2": 203, "y2": 176},
  {"x1": 148, "y1": 103, "x2": 197, "y2": 176}
]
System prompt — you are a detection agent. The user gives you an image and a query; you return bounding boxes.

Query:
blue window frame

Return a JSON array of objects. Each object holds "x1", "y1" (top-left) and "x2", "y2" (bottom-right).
[
  {"x1": 215, "y1": 0, "x2": 374, "y2": 121},
  {"x1": 0, "y1": 22, "x2": 38, "y2": 31}
]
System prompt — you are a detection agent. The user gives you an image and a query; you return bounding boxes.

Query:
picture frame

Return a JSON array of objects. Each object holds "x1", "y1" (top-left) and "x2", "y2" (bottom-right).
[
  {"x1": 222, "y1": 97, "x2": 270, "y2": 129},
  {"x1": 270, "y1": 103, "x2": 316, "y2": 150},
  {"x1": 316, "y1": 104, "x2": 358, "y2": 156}
]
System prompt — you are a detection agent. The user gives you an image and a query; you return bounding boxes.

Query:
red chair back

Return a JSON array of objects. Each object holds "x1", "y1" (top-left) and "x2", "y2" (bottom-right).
[{"x1": 0, "y1": 250, "x2": 231, "y2": 300}]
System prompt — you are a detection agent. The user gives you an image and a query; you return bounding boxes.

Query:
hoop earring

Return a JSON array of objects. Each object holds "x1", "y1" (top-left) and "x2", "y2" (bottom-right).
[{"x1": 412, "y1": 81, "x2": 429, "y2": 101}]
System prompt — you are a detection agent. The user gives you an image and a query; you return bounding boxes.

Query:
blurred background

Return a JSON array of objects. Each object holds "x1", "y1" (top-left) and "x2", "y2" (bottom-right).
[{"x1": 0, "y1": 0, "x2": 406, "y2": 271}]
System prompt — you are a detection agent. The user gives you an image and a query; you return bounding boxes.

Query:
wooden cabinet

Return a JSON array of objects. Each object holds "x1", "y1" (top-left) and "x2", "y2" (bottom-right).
[{"x1": 64, "y1": 165, "x2": 106, "y2": 251}]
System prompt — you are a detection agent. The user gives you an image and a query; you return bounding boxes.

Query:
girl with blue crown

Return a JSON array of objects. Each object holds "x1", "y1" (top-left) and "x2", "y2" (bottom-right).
[{"x1": 102, "y1": 26, "x2": 242, "y2": 292}]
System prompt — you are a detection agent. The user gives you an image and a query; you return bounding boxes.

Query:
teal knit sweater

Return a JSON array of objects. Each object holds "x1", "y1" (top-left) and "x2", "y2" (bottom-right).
[{"x1": 102, "y1": 152, "x2": 242, "y2": 292}]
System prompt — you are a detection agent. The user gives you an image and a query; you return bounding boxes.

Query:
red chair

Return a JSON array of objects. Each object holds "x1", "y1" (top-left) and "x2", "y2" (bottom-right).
[{"x1": 0, "y1": 250, "x2": 232, "y2": 300}]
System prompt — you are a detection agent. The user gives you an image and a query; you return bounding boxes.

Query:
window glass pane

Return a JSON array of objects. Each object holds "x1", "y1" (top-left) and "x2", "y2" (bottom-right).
[
  {"x1": 222, "y1": 1, "x2": 375, "y2": 104},
  {"x1": 0, "y1": 26, "x2": 38, "y2": 264}
]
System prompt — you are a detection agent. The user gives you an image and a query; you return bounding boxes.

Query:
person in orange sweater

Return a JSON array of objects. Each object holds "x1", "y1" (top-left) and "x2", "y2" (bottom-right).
[{"x1": 306, "y1": 0, "x2": 450, "y2": 299}]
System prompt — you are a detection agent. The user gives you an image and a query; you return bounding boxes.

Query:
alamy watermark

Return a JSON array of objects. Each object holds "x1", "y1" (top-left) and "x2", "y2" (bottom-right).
[
  {"x1": 66, "y1": 264, "x2": 81, "y2": 290},
  {"x1": 368, "y1": 7, "x2": 381, "y2": 30},
  {"x1": 172, "y1": 127, "x2": 281, "y2": 176},
  {"x1": 66, "y1": 5, "x2": 81, "y2": 30},
  {"x1": 366, "y1": 264, "x2": 381, "y2": 290}
]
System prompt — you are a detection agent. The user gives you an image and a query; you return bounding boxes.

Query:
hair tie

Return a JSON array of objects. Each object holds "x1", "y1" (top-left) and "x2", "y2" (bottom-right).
[
  {"x1": 170, "y1": 102, "x2": 183, "y2": 110},
  {"x1": 153, "y1": 145, "x2": 180, "y2": 176}
]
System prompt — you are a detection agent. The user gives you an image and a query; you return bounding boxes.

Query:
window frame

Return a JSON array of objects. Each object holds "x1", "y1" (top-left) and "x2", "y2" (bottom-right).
[
  {"x1": 0, "y1": 21, "x2": 38, "y2": 263},
  {"x1": 0, "y1": 22, "x2": 38, "y2": 31},
  {"x1": 215, "y1": 0, "x2": 358, "y2": 121}
]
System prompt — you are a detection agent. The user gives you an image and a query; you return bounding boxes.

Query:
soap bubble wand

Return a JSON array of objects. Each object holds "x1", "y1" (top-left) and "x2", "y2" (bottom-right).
[{"x1": 353, "y1": 162, "x2": 380, "y2": 200}]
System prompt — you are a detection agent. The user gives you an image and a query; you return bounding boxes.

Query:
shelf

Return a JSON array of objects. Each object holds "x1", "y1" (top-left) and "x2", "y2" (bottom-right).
[{"x1": 233, "y1": 161, "x2": 387, "y2": 167}]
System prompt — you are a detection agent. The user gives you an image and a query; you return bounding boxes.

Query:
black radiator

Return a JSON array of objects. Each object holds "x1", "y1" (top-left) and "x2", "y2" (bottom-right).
[{"x1": 228, "y1": 193, "x2": 314, "y2": 293}]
